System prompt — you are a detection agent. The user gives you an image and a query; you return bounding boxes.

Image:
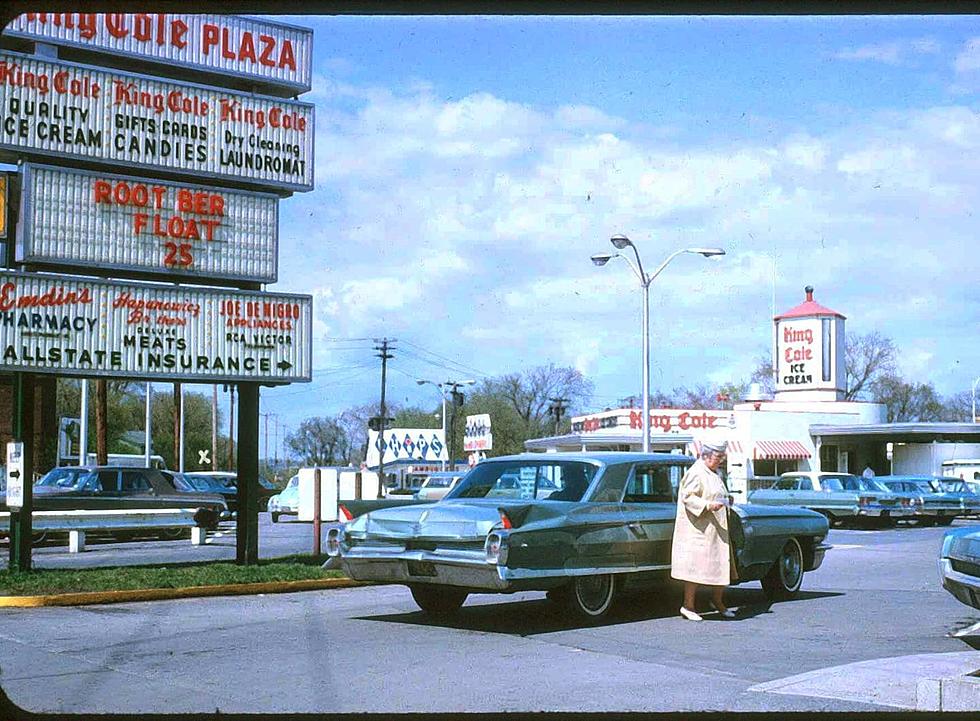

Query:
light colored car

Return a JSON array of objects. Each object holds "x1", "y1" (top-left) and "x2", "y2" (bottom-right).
[
  {"x1": 329, "y1": 452, "x2": 830, "y2": 621},
  {"x1": 268, "y1": 475, "x2": 299, "y2": 523},
  {"x1": 749, "y1": 471, "x2": 913, "y2": 527},
  {"x1": 939, "y1": 526, "x2": 980, "y2": 610},
  {"x1": 414, "y1": 472, "x2": 465, "y2": 501}
]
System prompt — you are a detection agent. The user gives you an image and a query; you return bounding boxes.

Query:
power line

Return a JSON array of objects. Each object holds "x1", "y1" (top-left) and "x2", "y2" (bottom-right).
[
  {"x1": 397, "y1": 347, "x2": 488, "y2": 380},
  {"x1": 398, "y1": 339, "x2": 490, "y2": 379}
]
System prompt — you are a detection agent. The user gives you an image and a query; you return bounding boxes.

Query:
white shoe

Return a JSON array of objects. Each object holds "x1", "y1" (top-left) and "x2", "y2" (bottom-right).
[
  {"x1": 680, "y1": 606, "x2": 703, "y2": 621},
  {"x1": 711, "y1": 602, "x2": 736, "y2": 618}
]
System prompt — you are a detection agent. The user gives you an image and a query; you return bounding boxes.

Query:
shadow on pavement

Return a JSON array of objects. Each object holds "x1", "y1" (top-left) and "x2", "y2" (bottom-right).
[{"x1": 353, "y1": 585, "x2": 844, "y2": 636}]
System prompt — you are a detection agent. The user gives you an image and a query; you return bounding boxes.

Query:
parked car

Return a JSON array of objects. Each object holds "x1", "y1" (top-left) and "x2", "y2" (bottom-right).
[
  {"x1": 2, "y1": 466, "x2": 227, "y2": 533},
  {"x1": 268, "y1": 475, "x2": 300, "y2": 523},
  {"x1": 415, "y1": 471, "x2": 466, "y2": 501},
  {"x1": 327, "y1": 452, "x2": 831, "y2": 620},
  {"x1": 188, "y1": 472, "x2": 278, "y2": 513},
  {"x1": 939, "y1": 526, "x2": 980, "y2": 610},
  {"x1": 748, "y1": 471, "x2": 912, "y2": 527},
  {"x1": 159, "y1": 470, "x2": 234, "y2": 521},
  {"x1": 929, "y1": 478, "x2": 980, "y2": 519},
  {"x1": 875, "y1": 476, "x2": 965, "y2": 526}
]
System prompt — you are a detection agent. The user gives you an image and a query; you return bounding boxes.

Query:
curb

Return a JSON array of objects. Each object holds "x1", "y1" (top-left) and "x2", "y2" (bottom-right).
[{"x1": 0, "y1": 577, "x2": 372, "y2": 608}]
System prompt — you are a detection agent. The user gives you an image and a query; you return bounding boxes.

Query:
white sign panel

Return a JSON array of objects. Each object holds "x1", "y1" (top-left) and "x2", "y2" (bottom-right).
[
  {"x1": 571, "y1": 407, "x2": 737, "y2": 435},
  {"x1": 366, "y1": 428, "x2": 448, "y2": 467},
  {"x1": 0, "y1": 52, "x2": 314, "y2": 192},
  {"x1": 19, "y1": 163, "x2": 279, "y2": 283},
  {"x1": 464, "y1": 413, "x2": 492, "y2": 452},
  {"x1": 0, "y1": 271, "x2": 312, "y2": 383},
  {"x1": 775, "y1": 317, "x2": 827, "y2": 392},
  {"x1": 5, "y1": 14, "x2": 314, "y2": 94},
  {"x1": 6, "y1": 442, "x2": 24, "y2": 508}
]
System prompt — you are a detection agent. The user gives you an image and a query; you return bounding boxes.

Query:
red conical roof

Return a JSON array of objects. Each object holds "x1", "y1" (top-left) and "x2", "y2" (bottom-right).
[{"x1": 774, "y1": 286, "x2": 846, "y2": 320}]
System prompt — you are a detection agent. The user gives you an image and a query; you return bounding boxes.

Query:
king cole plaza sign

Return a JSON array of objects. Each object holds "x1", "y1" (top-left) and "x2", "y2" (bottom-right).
[
  {"x1": 18, "y1": 163, "x2": 279, "y2": 283},
  {"x1": 0, "y1": 51, "x2": 314, "y2": 192},
  {"x1": 0, "y1": 271, "x2": 312, "y2": 383},
  {"x1": 4, "y1": 14, "x2": 313, "y2": 95}
]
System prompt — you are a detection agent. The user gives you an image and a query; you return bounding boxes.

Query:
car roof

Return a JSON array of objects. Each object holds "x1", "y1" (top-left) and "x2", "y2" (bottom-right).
[
  {"x1": 50, "y1": 465, "x2": 148, "y2": 472},
  {"x1": 486, "y1": 451, "x2": 693, "y2": 465}
]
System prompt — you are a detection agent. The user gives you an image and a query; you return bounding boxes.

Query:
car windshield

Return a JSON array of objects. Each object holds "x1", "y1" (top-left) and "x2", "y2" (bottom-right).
[
  {"x1": 424, "y1": 475, "x2": 458, "y2": 488},
  {"x1": 169, "y1": 474, "x2": 198, "y2": 492},
  {"x1": 937, "y1": 479, "x2": 969, "y2": 493},
  {"x1": 820, "y1": 475, "x2": 866, "y2": 492},
  {"x1": 912, "y1": 481, "x2": 936, "y2": 493},
  {"x1": 184, "y1": 474, "x2": 222, "y2": 492},
  {"x1": 446, "y1": 461, "x2": 597, "y2": 502},
  {"x1": 35, "y1": 468, "x2": 87, "y2": 489},
  {"x1": 868, "y1": 480, "x2": 895, "y2": 493}
]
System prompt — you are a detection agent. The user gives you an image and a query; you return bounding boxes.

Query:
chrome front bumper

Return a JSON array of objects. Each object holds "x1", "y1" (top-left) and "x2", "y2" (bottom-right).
[{"x1": 939, "y1": 557, "x2": 980, "y2": 610}]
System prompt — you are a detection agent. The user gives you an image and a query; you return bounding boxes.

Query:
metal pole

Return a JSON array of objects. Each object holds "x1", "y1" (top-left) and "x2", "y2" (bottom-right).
[
  {"x1": 178, "y1": 384, "x2": 185, "y2": 473},
  {"x1": 144, "y1": 382, "x2": 152, "y2": 468},
  {"x1": 313, "y1": 467, "x2": 322, "y2": 556},
  {"x1": 95, "y1": 379, "x2": 108, "y2": 466},
  {"x1": 211, "y1": 384, "x2": 218, "y2": 471},
  {"x1": 641, "y1": 279, "x2": 650, "y2": 453},
  {"x1": 9, "y1": 373, "x2": 35, "y2": 572},
  {"x1": 441, "y1": 389, "x2": 447, "y2": 471},
  {"x1": 79, "y1": 379, "x2": 89, "y2": 466},
  {"x1": 173, "y1": 382, "x2": 181, "y2": 470},
  {"x1": 973, "y1": 377, "x2": 980, "y2": 423},
  {"x1": 236, "y1": 383, "x2": 259, "y2": 565}
]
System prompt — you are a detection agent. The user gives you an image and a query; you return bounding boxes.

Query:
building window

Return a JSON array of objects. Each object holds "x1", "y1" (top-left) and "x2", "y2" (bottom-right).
[
  {"x1": 822, "y1": 318, "x2": 832, "y2": 382},
  {"x1": 753, "y1": 459, "x2": 799, "y2": 477},
  {"x1": 820, "y1": 444, "x2": 838, "y2": 472}
]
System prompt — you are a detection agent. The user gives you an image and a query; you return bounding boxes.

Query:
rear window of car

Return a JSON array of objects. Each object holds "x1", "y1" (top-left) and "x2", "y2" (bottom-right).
[
  {"x1": 774, "y1": 478, "x2": 799, "y2": 490},
  {"x1": 447, "y1": 461, "x2": 598, "y2": 502},
  {"x1": 424, "y1": 476, "x2": 454, "y2": 488}
]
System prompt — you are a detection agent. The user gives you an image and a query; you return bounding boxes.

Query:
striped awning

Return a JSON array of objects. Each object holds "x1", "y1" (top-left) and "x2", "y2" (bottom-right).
[
  {"x1": 753, "y1": 440, "x2": 812, "y2": 460},
  {"x1": 691, "y1": 440, "x2": 743, "y2": 456}
]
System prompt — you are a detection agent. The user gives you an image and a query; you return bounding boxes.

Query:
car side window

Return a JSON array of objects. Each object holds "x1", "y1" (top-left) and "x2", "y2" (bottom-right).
[
  {"x1": 97, "y1": 470, "x2": 119, "y2": 492},
  {"x1": 774, "y1": 478, "x2": 798, "y2": 490},
  {"x1": 590, "y1": 463, "x2": 633, "y2": 502},
  {"x1": 624, "y1": 464, "x2": 683, "y2": 503},
  {"x1": 121, "y1": 471, "x2": 151, "y2": 493},
  {"x1": 821, "y1": 478, "x2": 844, "y2": 492}
]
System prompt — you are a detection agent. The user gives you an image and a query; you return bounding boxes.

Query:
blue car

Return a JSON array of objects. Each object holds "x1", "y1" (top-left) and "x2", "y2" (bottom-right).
[{"x1": 939, "y1": 526, "x2": 980, "y2": 610}]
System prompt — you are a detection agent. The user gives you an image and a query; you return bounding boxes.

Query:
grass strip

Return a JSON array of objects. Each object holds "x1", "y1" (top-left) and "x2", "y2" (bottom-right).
[{"x1": 0, "y1": 554, "x2": 346, "y2": 596}]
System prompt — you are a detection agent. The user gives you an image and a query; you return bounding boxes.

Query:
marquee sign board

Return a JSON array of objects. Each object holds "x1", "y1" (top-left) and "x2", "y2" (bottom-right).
[
  {"x1": 366, "y1": 428, "x2": 448, "y2": 467},
  {"x1": 463, "y1": 413, "x2": 492, "y2": 452},
  {"x1": 18, "y1": 163, "x2": 279, "y2": 283},
  {"x1": 0, "y1": 270, "x2": 312, "y2": 383},
  {"x1": 4, "y1": 13, "x2": 313, "y2": 95},
  {"x1": 0, "y1": 51, "x2": 314, "y2": 192},
  {"x1": 571, "y1": 407, "x2": 737, "y2": 435}
]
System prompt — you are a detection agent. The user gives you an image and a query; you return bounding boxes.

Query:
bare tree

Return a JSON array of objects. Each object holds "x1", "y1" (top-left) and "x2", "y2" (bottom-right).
[
  {"x1": 845, "y1": 331, "x2": 897, "y2": 400},
  {"x1": 870, "y1": 374, "x2": 944, "y2": 422},
  {"x1": 941, "y1": 390, "x2": 973, "y2": 422},
  {"x1": 484, "y1": 363, "x2": 593, "y2": 430}
]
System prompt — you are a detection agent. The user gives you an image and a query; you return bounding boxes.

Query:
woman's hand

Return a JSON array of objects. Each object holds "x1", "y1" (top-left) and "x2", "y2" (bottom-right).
[{"x1": 707, "y1": 501, "x2": 725, "y2": 512}]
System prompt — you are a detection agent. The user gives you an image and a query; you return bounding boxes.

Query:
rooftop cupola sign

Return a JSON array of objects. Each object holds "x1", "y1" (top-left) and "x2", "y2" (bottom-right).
[{"x1": 773, "y1": 285, "x2": 846, "y2": 401}]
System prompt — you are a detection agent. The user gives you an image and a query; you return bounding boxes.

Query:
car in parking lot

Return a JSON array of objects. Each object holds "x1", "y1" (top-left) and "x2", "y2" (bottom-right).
[
  {"x1": 414, "y1": 471, "x2": 466, "y2": 501},
  {"x1": 939, "y1": 526, "x2": 980, "y2": 610},
  {"x1": 929, "y1": 478, "x2": 980, "y2": 519},
  {"x1": 2, "y1": 466, "x2": 227, "y2": 533},
  {"x1": 187, "y1": 472, "x2": 279, "y2": 513},
  {"x1": 328, "y1": 452, "x2": 831, "y2": 620},
  {"x1": 875, "y1": 476, "x2": 966, "y2": 525},
  {"x1": 268, "y1": 475, "x2": 300, "y2": 523},
  {"x1": 748, "y1": 471, "x2": 912, "y2": 527}
]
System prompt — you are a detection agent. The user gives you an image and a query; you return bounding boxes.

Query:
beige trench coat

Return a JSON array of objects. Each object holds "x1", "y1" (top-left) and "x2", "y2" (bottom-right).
[{"x1": 669, "y1": 459, "x2": 731, "y2": 586}]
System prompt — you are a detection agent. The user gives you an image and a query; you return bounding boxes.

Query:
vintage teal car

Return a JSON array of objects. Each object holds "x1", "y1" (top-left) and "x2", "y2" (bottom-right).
[
  {"x1": 748, "y1": 471, "x2": 912, "y2": 527},
  {"x1": 876, "y1": 476, "x2": 965, "y2": 526},
  {"x1": 327, "y1": 452, "x2": 831, "y2": 620},
  {"x1": 939, "y1": 526, "x2": 980, "y2": 610}
]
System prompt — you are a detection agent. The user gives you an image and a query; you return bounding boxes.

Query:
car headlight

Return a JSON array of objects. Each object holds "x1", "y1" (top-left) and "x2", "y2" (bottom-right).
[
  {"x1": 484, "y1": 531, "x2": 509, "y2": 565},
  {"x1": 326, "y1": 527, "x2": 344, "y2": 557}
]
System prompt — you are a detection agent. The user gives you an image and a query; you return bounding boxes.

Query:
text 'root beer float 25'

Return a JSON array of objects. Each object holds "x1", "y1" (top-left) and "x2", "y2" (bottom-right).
[{"x1": 773, "y1": 285, "x2": 846, "y2": 402}]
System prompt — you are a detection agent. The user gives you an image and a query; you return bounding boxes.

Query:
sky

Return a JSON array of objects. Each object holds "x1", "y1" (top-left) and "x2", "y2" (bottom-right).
[{"x1": 174, "y1": 15, "x2": 980, "y2": 450}]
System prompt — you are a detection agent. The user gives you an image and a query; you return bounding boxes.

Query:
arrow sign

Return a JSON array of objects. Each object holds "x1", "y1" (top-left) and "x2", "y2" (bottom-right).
[{"x1": 277, "y1": 360, "x2": 293, "y2": 372}]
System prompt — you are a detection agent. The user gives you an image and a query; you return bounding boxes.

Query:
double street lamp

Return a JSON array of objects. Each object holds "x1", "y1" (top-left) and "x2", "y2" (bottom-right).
[{"x1": 591, "y1": 234, "x2": 725, "y2": 452}]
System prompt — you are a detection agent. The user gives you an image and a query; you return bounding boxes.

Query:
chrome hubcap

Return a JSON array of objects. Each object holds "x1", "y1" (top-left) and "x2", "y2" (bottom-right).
[{"x1": 781, "y1": 543, "x2": 802, "y2": 589}]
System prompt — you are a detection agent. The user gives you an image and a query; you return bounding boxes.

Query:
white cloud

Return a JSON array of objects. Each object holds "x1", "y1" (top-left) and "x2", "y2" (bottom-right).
[
  {"x1": 835, "y1": 37, "x2": 941, "y2": 65},
  {"x1": 954, "y1": 37, "x2": 980, "y2": 73}
]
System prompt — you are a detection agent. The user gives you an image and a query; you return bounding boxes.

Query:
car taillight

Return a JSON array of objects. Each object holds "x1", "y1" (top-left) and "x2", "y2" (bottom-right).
[
  {"x1": 499, "y1": 511, "x2": 512, "y2": 529},
  {"x1": 858, "y1": 496, "x2": 875, "y2": 506},
  {"x1": 900, "y1": 497, "x2": 911, "y2": 507},
  {"x1": 484, "y1": 531, "x2": 509, "y2": 564},
  {"x1": 338, "y1": 504, "x2": 353, "y2": 522}
]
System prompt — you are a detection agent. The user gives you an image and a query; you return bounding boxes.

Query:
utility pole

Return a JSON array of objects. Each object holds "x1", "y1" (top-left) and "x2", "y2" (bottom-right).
[
  {"x1": 444, "y1": 380, "x2": 473, "y2": 470},
  {"x1": 226, "y1": 384, "x2": 236, "y2": 471},
  {"x1": 549, "y1": 397, "x2": 569, "y2": 435},
  {"x1": 95, "y1": 379, "x2": 108, "y2": 465},
  {"x1": 272, "y1": 414, "x2": 279, "y2": 469},
  {"x1": 260, "y1": 411, "x2": 271, "y2": 477},
  {"x1": 172, "y1": 382, "x2": 182, "y2": 471},
  {"x1": 374, "y1": 338, "x2": 395, "y2": 498}
]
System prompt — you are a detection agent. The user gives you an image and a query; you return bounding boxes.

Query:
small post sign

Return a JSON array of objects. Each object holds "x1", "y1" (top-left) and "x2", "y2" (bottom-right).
[
  {"x1": 6, "y1": 441, "x2": 24, "y2": 508},
  {"x1": 463, "y1": 413, "x2": 492, "y2": 452}
]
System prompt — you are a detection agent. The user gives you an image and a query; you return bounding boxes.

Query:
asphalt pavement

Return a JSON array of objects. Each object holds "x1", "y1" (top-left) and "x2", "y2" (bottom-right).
[{"x1": 0, "y1": 517, "x2": 978, "y2": 713}]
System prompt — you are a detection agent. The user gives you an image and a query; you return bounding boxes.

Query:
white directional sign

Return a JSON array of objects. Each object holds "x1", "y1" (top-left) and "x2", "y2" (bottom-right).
[
  {"x1": 0, "y1": 270, "x2": 312, "y2": 383},
  {"x1": 5, "y1": 442, "x2": 24, "y2": 508},
  {"x1": 464, "y1": 413, "x2": 492, "y2": 452},
  {"x1": 366, "y1": 428, "x2": 448, "y2": 467}
]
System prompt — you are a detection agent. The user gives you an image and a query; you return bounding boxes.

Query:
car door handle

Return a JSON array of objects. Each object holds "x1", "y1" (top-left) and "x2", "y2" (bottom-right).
[{"x1": 627, "y1": 522, "x2": 647, "y2": 537}]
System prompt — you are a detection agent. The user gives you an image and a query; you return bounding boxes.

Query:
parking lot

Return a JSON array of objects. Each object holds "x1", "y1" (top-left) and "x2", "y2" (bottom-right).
[{"x1": 0, "y1": 517, "x2": 978, "y2": 713}]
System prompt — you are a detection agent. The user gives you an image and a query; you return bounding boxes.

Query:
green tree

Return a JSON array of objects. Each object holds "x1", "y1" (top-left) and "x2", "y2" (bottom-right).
[{"x1": 286, "y1": 417, "x2": 349, "y2": 466}]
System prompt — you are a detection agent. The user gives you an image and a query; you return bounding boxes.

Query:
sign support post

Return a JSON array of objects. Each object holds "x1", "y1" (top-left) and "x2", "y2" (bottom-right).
[
  {"x1": 235, "y1": 382, "x2": 259, "y2": 565},
  {"x1": 8, "y1": 373, "x2": 35, "y2": 572}
]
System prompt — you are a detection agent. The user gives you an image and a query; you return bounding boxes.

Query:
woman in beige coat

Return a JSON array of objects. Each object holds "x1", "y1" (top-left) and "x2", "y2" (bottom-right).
[{"x1": 670, "y1": 439, "x2": 735, "y2": 621}]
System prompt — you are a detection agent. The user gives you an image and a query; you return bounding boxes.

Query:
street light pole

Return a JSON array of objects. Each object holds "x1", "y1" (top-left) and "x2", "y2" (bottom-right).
[
  {"x1": 418, "y1": 379, "x2": 461, "y2": 471},
  {"x1": 972, "y1": 376, "x2": 980, "y2": 423},
  {"x1": 592, "y1": 236, "x2": 725, "y2": 453}
]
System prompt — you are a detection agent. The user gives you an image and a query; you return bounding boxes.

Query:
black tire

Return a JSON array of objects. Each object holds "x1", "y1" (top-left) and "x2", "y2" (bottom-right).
[
  {"x1": 159, "y1": 527, "x2": 187, "y2": 540},
  {"x1": 409, "y1": 585, "x2": 468, "y2": 616},
  {"x1": 936, "y1": 516, "x2": 955, "y2": 526},
  {"x1": 31, "y1": 531, "x2": 47, "y2": 544},
  {"x1": 271, "y1": 512, "x2": 280, "y2": 523},
  {"x1": 762, "y1": 537, "x2": 804, "y2": 600},
  {"x1": 563, "y1": 574, "x2": 619, "y2": 621}
]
